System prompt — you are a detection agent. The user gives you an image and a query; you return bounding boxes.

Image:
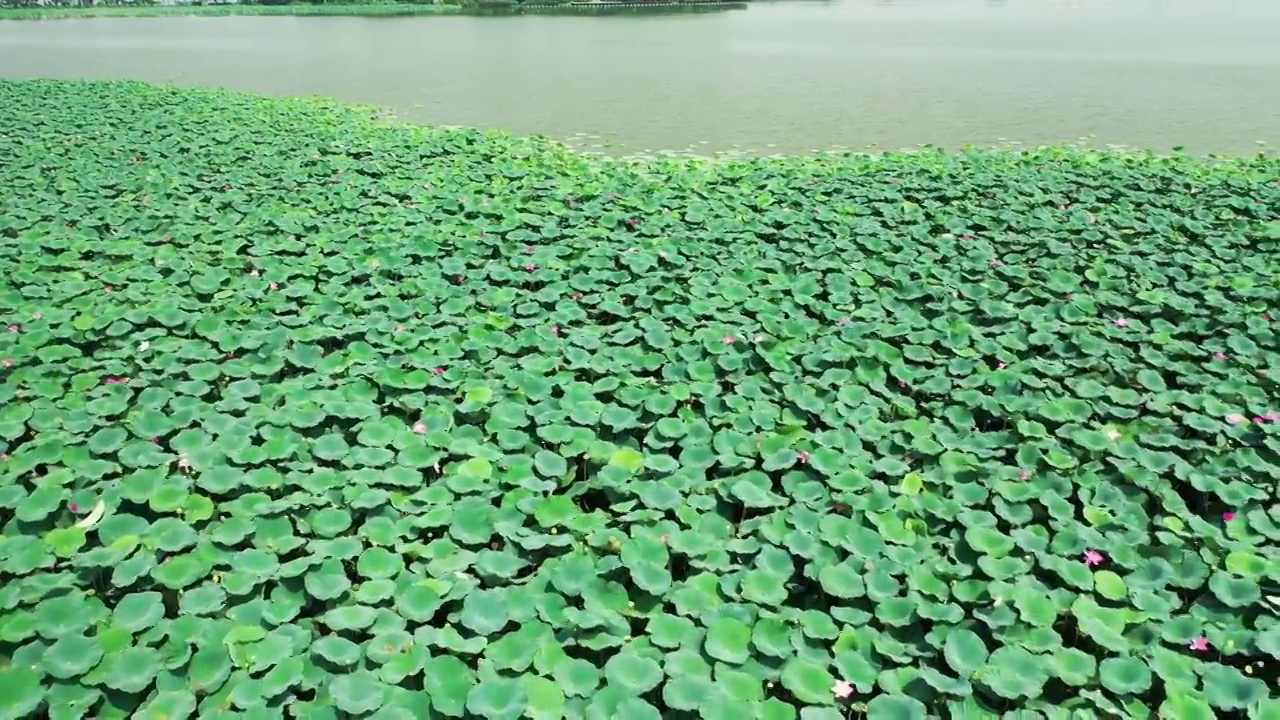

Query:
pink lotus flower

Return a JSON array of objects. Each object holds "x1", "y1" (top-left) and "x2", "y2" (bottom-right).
[
  {"x1": 1254, "y1": 416, "x2": 1266, "y2": 424},
  {"x1": 524, "y1": 264, "x2": 537, "y2": 271},
  {"x1": 569, "y1": 293, "x2": 583, "y2": 301},
  {"x1": 1083, "y1": 550, "x2": 1105, "y2": 567},
  {"x1": 30, "y1": 312, "x2": 41, "y2": 320},
  {"x1": 551, "y1": 326, "x2": 561, "y2": 335},
  {"x1": 6, "y1": 325, "x2": 18, "y2": 333},
  {"x1": 998, "y1": 362, "x2": 1008, "y2": 370},
  {"x1": 2, "y1": 359, "x2": 12, "y2": 368},
  {"x1": 1226, "y1": 414, "x2": 1246, "y2": 425},
  {"x1": 104, "y1": 376, "x2": 128, "y2": 385},
  {"x1": 723, "y1": 335, "x2": 736, "y2": 345},
  {"x1": 990, "y1": 260, "x2": 1003, "y2": 268},
  {"x1": 69, "y1": 503, "x2": 79, "y2": 513},
  {"x1": 1214, "y1": 352, "x2": 1227, "y2": 360},
  {"x1": 412, "y1": 422, "x2": 427, "y2": 434},
  {"x1": 268, "y1": 283, "x2": 279, "y2": 291},
  {"x1": 431, "y1": 367, "x2": 445, "y2": 375},
  {"x1": 1019, "y1": 470, "x2": 1031, "y2": 479},
  {"x1": 959, "y1": 234, "x2": 973, "y2": 241},
  {"x1": 1266, "y1": 412, "x2": 1280, "y2": 421},
  {"x1": 798, "y1": 451, "x2": 810, "y2": 465},
  {"x1": 833, "y1": 679, "x2": 854, "y2": 699},
  {"x1": 1223, "y1": 511, "x2": 1237, "y2": 522},
  {"x1": 1113, "y1": 318, "x2": 1129, "y2": 328},
  {"x1": 151, "y1": 437, "x2": 161, "y2": 445},
  {"x1": 177, "y1": 457, "x2": 191, "y2": 469},
  {"x1": 1189, "y1": 637, "x2": 1210, "y2": 652},
  {"x1": 524, "y1": 246, "x2": 535, "y2": 254},
  {"x1": 626, "y1": 219, "x2": 638, "y2": 226}
]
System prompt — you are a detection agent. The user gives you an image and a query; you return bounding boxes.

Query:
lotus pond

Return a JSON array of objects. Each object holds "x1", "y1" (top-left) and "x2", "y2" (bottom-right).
[{"x1": 0, "y1": 79, "x2": 1277, "y2": 720}]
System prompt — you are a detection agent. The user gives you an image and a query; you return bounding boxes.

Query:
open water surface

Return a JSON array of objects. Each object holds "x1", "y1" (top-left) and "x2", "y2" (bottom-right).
[{"x1": 1, "y1": 0, "x2": 1277, "y2": 154}]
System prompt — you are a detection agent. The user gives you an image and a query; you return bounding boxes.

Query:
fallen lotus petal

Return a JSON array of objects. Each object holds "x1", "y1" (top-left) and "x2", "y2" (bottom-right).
[{"x1": 74, "y1": 500, "x2": 106, "y2": 530}]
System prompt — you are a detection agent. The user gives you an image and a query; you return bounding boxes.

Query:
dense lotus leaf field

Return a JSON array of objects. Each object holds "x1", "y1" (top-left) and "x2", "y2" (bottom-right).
[{"x1": 0, "y1": 79, "x2": 1278, "y2": 720}]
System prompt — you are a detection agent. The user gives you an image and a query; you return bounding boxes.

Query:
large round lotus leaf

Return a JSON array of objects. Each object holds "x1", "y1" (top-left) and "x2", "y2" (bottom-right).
[
  {"x1": 780, "y1": 658, "x2": 836, "y2": 705},
  {"x1": 704, "y1": 618, "x2": 751, "y2": 664},
  {"x1": 553, "y1": 658, "x2": 601, "y2": 698},
  {"x1": 1098, "y1": 657, "x2": 1153, "y2": 695},
  {"x1": 330, "y1": 671, "x2": 386, "y2": 714},
  {"x1": 1158, "y1": 693, "x2": 1216, "y2": 720},
  {"x1": 867, "y1": 695, "x2": 927, "y2": 720},
  {"x1": 466, "y1": 676, "x2": 527, "y2": 719},
  {"x1": 524, "y1": 675, "x2": 565, "y2": 719},
  {"x1": 604, "y1": 652, "x2": 664, "y2": 694},
  {"x1": 41, "y1": 633, "x2": 105, "y2": 679},
  {"x1": 942, "y1": 628, "x2": 989, "y2": 678},
  {"x1": 0, "y1": 666, "x2": 44, "y2": 718}
]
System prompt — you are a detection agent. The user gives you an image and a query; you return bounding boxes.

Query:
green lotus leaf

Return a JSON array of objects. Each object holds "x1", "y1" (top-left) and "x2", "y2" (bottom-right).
[
  {"x1": 608, "y1": 447, "x2": 646, "y2": 472},
  {"x1": 553, "y1": 657, "x2": 601, "y2": 698},
  {"x1": 942, "y1": 628, "x2": 989, "y2": 678},
  {"x1": 1158, "y1": 692, "x2": 1216, "y2": 720},
  {"x1": 330, "y1": 671, "x2": 387, "y2": 715},
  {"x1": 704, "y1": 617, "x2": 751, "y2": 664},
  {"x1": 461, "y1": 589, "x2": 511, "y2": 636},
  {"x1": 779, "y1": 657, "x2": 836, "y2": 705},
  {"x1": 41, "y1": 633, "x2": 105, "y2": 679},
  {"x1": 95, "y1": 646, "x2": 162, "y2": 693},
  {"x1": 1092, "y1": 570, "x2": 1128, "y2": 600},
  {"x1": 45, "y1": 527, "x2": 87, "y2": 558},
  {"x1": 604, "y1": 652, "x2": 664, "y2": 694},
  {"x1": 1098, "y1": 656, "x2": 1152, "y2": 695},
  {"x1": 136, "y1": 690, "x2": 198, "y2": 720},
  {"x1": 1200, "y1": 663, "x2": 1269, "y2": 710},
  {"x1": 311, "y1": 634, "x2": 364, "y2": 672},
  {"x1": 0, "y1": 666, "x2": 43, "y2": 719},
  {"x1": 867, "y1": 695, "x2": 927, "y2": 720},
  {"x1": 466, "y1": 676, "x2": 526, "y2": 719},
  {"x1": 422, "y1": 655, "x2": 476, "y2": 716},
  {"x1": 111, "y1": 592, "x2": 165, "y2": 633}
]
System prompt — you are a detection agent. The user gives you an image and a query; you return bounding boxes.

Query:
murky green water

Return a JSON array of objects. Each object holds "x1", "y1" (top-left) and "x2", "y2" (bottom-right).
[{"x1": 2, "y1": 0, "x2": 1277, "y2": 155}]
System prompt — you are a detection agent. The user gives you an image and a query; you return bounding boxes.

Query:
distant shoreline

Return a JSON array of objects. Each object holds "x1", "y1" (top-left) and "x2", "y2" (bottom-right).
[
  {"x1": 0, "y1": 1, "x2": 746, "y2": 20},
  {"x1": 0, "y1": 4, "x2": 463, "y2": 20}
]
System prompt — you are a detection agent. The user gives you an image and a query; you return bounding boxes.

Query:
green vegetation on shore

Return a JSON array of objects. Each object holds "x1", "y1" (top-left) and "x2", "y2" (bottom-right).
[
  {"x1": 0, "y1": 79, "x2": 1277, "y2": 719},
  {"x1": 0, "y1": 0, "x2": 743, "y2": 20},
  {"x1": 0, "y1": 2, "x2": 462, "y2": 20}
]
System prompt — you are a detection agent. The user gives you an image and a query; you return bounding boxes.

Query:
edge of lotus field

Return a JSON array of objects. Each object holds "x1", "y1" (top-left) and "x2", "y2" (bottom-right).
[{"x1": 0, "y1": 78, "x2": 1278, "y2": 720}]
